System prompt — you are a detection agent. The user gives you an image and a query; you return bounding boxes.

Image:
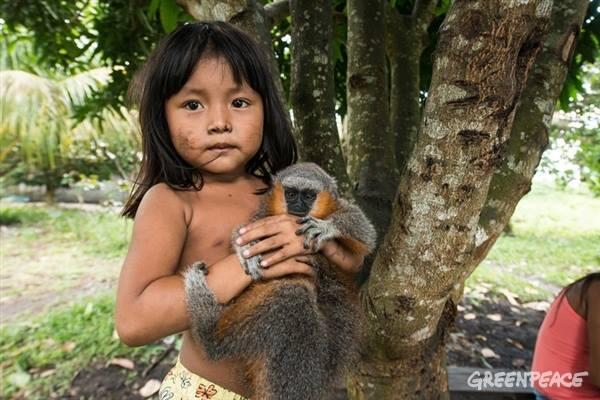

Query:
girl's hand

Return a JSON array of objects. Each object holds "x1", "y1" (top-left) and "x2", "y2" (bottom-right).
[
  {"x1": 236, "y1": 215, "x2": 313, "y2": 268},
  {"x1": 259, "y1": 253, "x2": 315, "y2": 280}
]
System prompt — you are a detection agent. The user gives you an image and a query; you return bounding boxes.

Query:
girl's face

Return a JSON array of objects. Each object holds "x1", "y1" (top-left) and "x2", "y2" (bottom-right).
[{"x1": 165, "y1": 56, "x2": 264, "y2": 183}]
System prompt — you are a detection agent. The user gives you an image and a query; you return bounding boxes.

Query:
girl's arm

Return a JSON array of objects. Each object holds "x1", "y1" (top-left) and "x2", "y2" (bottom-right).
[
  {"x1": 115, "y1": 184, "x2": 252, "y2": 347},
  {"x1": 587, "y1": 280, "x2": 600, "y2": 387}
]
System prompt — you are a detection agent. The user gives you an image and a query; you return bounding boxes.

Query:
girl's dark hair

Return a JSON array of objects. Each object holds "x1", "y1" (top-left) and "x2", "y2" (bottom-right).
[
  {"x1": 122, "y1": 21, "x2": 297, "y2": 218},
  {"x1": 552, "y1": 272, "x2": 600, "y2": 324}
]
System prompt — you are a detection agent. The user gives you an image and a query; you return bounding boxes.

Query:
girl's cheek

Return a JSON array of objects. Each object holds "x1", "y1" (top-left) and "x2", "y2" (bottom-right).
[{"x1": 173, "y1": 130, "x2": 204, "y2": 149}]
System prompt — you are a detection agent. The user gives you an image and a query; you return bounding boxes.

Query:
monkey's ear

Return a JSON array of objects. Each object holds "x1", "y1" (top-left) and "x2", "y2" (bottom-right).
[
  {"x1": 310, "y1": 191, "x2": 338, "y2": 219},
  {"x1": 266, "y1": 181, "x2": 287, "y2": 215}
]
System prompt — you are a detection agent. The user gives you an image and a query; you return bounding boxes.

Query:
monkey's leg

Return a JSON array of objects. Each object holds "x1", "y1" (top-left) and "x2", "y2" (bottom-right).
[
  {"x1": 315, "y1": 269, "x2": 363, "y2": 389},
  {"x1": 259, "y1": 283, "x2": 331, "y2": 400},
  {"x1": 216, "y1": 279, "x2": 330, "y2": 399}
]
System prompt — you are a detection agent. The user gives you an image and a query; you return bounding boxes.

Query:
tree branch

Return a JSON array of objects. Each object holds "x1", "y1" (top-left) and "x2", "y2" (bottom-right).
[
  {"x1": 412, "y1": 0, "x2": 437, "y2": 44},
  {"x1": 265, "y1": 0, "x2": 289, "y2": 28},
  {"x1": 289, "y1": 0, "x2": 350, "y2": 192}
]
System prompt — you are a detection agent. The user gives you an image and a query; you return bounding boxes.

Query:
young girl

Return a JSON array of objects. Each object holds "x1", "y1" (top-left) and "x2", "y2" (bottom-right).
[
  {"x1": 531, "y1": 272, "x2": 600, "y2": 400},
  {"x1": 115, "y1": 21, "x2": 365, "y2": 400}
]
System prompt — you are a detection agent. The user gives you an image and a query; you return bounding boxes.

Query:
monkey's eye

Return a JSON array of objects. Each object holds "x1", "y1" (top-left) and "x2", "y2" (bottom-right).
[
  {"x1": 285, "y1": 189, "x2": 298, "y2": 200},
  {"x1": 302, "y1": 192, "x2": 316, "y2": 201}
]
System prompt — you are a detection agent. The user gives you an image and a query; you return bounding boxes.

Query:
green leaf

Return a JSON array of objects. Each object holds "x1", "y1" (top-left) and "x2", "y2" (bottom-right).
[
  {"x1": 159, "y1": 0, "x2": 180, "y2": 33},
  {"x1": 147, "y1": 0, "x2": 161, "y2": 19}
]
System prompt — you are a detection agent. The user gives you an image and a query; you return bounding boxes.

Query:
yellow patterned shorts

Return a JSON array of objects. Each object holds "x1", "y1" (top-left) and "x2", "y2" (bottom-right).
[{"x1": 158, "y1": 358, "x2": 249, "y2": 400}]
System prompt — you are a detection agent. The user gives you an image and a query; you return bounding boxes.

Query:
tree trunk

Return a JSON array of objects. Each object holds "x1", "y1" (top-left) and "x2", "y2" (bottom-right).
[
  {"x1": 290, "y1": 0, "x2": 351, "y2": 193},
  {"x1": 350, "y1": 0, "x2": 553, "y2": 398},
  {"x1": 386, "y1": 0, "x2": 436, "y2": 173},
  {"x1": 346, "y1": 0, "x2": 397, "y2": 240},
  {"x1": 467, "y1": 0, "x2": 590, "y2": 272}
]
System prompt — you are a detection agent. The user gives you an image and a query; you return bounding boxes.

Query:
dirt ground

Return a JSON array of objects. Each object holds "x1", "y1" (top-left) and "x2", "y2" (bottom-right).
[{"x1": 23, "y1": 295, "x2": 546, "y2": 400}]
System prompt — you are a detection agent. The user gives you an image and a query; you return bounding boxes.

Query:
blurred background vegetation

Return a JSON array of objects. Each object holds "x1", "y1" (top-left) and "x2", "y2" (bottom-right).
[
  {"x1": 0, "y1": 0, "x2": 598, "y2": 200},
  {"x1": 0, "y1": 0, "x2": 598, "y2": 399}
]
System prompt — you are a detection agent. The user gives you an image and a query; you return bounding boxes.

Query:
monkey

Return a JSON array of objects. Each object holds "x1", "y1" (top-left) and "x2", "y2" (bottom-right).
[{"x1": 184, "y1": 162, "x2": 376, "y2": 400}]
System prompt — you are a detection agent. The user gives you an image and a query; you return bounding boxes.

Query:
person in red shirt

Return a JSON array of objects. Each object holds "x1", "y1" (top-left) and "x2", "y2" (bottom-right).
[{"x1": 531, "y1": 272, "x2": 600, "y2": 399}]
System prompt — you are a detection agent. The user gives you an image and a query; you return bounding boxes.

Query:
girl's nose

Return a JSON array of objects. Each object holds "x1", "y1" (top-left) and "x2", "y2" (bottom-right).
[{"x1": 207, "y1": 106, "x2": 232, "y2": 134}]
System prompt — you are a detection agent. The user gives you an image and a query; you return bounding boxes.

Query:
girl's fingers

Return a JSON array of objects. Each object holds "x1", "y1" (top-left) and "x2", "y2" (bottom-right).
[
  {"x1": 245, "y1": 236, "x2": 285, "y2": 260},
  {"x1": 237, "y1": 216, "x2": 299, "y2": 245},
  {"x1": 237, "y1": 224, "x2": 279, "y2": 245},
  {"x1": 239, "y1": 215, "x2": 288, "y2": 235}
]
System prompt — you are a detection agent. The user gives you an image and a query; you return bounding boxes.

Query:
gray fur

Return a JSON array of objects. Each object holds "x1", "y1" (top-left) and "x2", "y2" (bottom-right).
[
  {"x1": 183, "y1": 262, "x2": 222, "y2": 354},
  {"x1": 184, "y1": 162, "x2": 376, "y2": 399}
]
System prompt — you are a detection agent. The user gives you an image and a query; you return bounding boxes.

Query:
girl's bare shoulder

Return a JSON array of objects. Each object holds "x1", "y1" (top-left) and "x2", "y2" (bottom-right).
[{"x1": 137, "y1": 183, "x2": 195, "y2": 226}]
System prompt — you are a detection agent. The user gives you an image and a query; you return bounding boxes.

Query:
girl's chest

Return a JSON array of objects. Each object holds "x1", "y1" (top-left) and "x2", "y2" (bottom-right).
[{"x1": 181, "y1": 193, "x2": 263, "y2": 266}]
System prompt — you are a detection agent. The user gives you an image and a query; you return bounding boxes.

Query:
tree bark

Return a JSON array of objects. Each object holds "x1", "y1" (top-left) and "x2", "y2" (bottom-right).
[
  {"x1": 290, "y1": 0, "x2": 351, "y2": 193},
  {"x1": 350, "y1": 0, "x2": 553, "y2": 398},
  {"x1": 467, "y1": 0, "x2": 590, "y2": 272},
  {"x1": 346, "y1": 0, "x2": 397, "y2": 240}
]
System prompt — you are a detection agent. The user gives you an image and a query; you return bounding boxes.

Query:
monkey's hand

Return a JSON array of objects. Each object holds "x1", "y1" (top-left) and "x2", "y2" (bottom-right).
[{"x1": 297, "y1": 216, "x2": 341, "y2": 252}]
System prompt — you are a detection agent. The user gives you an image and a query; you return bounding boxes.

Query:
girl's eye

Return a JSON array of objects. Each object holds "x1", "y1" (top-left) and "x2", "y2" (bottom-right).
[
  {"x1": 232, "y1": 99, "x2": 250, "y2": 108},
  {"x1": 184, "y1": 101, "x2": 202, "y2": 111}
]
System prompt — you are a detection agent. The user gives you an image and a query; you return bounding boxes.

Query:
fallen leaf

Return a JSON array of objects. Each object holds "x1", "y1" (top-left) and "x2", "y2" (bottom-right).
[
  {"x1": 499, "y1": 289, "x2": 520, "y2": 306},
  {"x1": 109, "y1": 358, "x2": 135, "y2": 370},
  {"x1": 61, "y1": 341, "x2": 76, "y2": 352},
  {"x1": 481, "y1": 348, "x2": 499, "y2": 358},
  {"x1": 486, "y1": 313, "x2": 502, "y2": 322},
  {"x1": 40, "y1": 369, "x2": 55, "y2": 378},
  {"x1": 139, "y1": 379, "x2": 161, "y2": 398},
  {"x1": 506, "y1": 338, "x2": 525, "y2": 351},
  {"x1": 475, "y1": 335, "x2": 487, "y2": 342},
  {"x1": 512, "y1": 358, "x2": 526, "y2": 367},
  {"x1": 8, "y1": 371, "x2": 31, "y2": 388},
  {"x1": 464, "y1": 313, "x2": 476, "y2": 320},
  {"x1": 523, "y1": 301, "x2": 550, "y2": 312}
]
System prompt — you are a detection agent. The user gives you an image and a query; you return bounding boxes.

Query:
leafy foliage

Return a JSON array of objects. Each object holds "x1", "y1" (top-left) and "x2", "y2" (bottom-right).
[
  {"x1": 0, "y1": 68, "x2": 139, "y2": 200},
  {"x1": 558, "y1": 0, "x2": 600, "y2": 110},
  {"x1": 2, "y1": 0, "x2": 598, "y2": 117}
]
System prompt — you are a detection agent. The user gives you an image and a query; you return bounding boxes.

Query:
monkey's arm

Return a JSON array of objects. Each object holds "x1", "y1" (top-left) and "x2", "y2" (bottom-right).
[{"x1": 298, "y1": 198, "x2": 376, "y2": 256}]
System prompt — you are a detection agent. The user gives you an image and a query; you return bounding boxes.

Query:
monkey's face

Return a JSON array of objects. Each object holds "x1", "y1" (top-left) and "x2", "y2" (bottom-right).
[{"x1": 284, "y1": 187, "x2": 317, "y2": 217}]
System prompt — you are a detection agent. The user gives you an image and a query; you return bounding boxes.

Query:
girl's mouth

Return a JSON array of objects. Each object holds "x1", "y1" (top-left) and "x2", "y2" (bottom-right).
[{"x1": 208, "y1": 143, "x2": 235, "y2": 152}]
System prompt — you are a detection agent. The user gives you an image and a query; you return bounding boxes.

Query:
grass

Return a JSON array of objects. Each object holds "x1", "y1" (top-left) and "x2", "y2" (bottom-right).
[
  {"x1": 0, "y1": 203, "x2": 132, "y2": 258},
  {"x1": 467, "y1": 183, "x2": 600, "y2": 302},
  {"x1": 0, "y1": 295, "x2": 169, "y2": 399}
]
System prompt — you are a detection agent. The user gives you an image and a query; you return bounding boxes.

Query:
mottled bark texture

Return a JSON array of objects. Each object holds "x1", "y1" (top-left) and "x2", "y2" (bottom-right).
[
  {"x1": 386, "y1": 0, "x2": 436, "y2": 174},
  {"x1": 346, "y1": 0, "x2": 397, "y2": 242},
  {"x1": 290, "y1": 0, "x2": 351, "y2": 194},
  {"x1": 350, "y1": 1, "x2": 553, "y2": 398},
  {"x1": 468, "y1": 0, "x2": 590, "y2": 272}
]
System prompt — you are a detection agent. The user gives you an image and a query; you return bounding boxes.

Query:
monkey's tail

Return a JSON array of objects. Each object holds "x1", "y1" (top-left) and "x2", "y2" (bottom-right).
[{"x1": 248, "y1": 283, "x2": 331, "y2": 400}]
